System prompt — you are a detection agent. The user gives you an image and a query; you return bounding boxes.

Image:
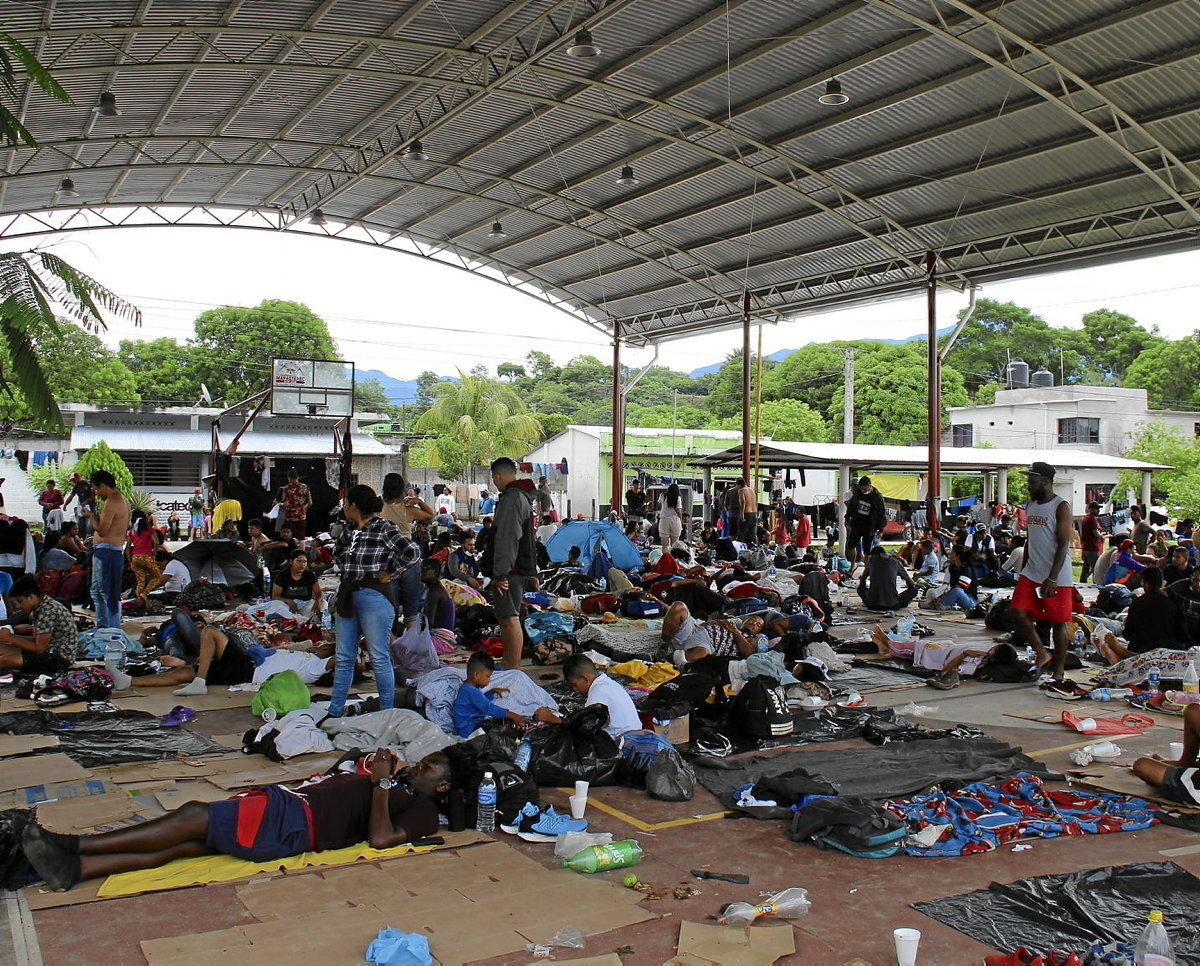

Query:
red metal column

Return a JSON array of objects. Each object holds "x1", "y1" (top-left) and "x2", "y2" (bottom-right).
[
  {"x1": 741, "y1": 292, "x2": 751, "y2": 484},
  {"x1": 926, "y1": 251, "x2": 941, "y2": 532},
  {"x1": 611, "y1": 317, "x2": 624, "y2": 518}
]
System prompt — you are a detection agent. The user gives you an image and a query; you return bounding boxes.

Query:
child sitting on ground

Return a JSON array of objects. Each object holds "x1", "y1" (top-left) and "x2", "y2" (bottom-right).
[
  {"x1": 543, "y1": 654, "x2": 641, "y2": 740},
  {"x1": 452, "y1": 652, "x2": 529, "y2": 738}
]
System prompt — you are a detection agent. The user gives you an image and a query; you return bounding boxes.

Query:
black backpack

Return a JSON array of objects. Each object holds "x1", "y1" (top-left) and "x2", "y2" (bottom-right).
[
  {"x1": 729, "y1": 675, "x2": 793, "y2": 739},
  {"x1": 787, "y1": 797, "x2": 906, "y2": 858},
  {"x1": 640, "y1": 670, "x2": 721, "y2": 720},
  {"x1": 984, "y1": 598, "x2": 1018, "y2": 632}
]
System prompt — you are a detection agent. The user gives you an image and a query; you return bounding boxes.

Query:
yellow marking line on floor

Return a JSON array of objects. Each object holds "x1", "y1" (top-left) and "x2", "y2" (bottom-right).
[
  {"x1": 1028, "y1": 735, "x2": 1135, "y2": 758},
  {"x1": 558, "y1": 790, "x2": 729, "y2": 831}
]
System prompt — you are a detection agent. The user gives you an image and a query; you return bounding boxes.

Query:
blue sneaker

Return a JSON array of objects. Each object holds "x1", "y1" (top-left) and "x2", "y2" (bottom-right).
[
  {"x1": 500, "y1": 801, "x2": 539, "y2": 836},
  {"x1": 528, "y1": 805, "x2": 588, "y2": 838}
]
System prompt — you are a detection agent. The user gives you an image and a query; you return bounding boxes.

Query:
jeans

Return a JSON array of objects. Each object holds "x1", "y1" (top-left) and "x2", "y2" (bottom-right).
[
  {"x1": 938, "y1": 587, "x2": 977, "y2": 610},
  {"x1": 92, "y1": 546, "x2": 124, "y2": 628},
  {"x1": 329, "y1": 588, "x2": 396, "y2": 716},
  {"x1": 395, "y1": 560, "x2": 425, "y2": 624}
]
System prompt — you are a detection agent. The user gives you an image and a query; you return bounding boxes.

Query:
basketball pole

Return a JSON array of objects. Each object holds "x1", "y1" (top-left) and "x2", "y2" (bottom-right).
[{"x1": 210, "y1": 388, "x2": 270, "y2": 498}]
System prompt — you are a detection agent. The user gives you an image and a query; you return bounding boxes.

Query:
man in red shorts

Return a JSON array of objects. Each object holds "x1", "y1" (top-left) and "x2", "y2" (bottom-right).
[
  {"x1": 1010, "y1": 461, "x2": 1075, "y2": 689},
  {"x1": 20, "y1": 750, "x2": 452, "y2": 892}
]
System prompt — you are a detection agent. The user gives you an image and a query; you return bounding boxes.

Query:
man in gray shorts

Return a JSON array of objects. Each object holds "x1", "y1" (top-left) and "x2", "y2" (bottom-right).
[
  {"x1": 489, "y1": 456, "x2": 539, "y2": 670},
  {"x1": 662, "y1": 600, "x2": 757, "y2": 666},
  {"x1": 1133, "y1": 703, "x2": 1200, "y2": 807}
]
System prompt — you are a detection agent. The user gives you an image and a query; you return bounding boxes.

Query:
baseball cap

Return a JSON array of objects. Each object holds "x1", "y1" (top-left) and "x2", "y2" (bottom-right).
[
  {"x1": 1025, "y1": 461, "x2": 1056, "y2": 479},
  {"x1": 1119, "y1": 539, "x2": 1134, "y2": 550}
]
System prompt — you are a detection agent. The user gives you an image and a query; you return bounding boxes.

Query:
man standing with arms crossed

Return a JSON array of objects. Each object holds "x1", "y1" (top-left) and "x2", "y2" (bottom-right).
[
  {"x1": 1010, "y1": 462, "x2": 1075, "y2": 689},
  {"x1": 82, "y1": 471, "x2": 130, "y2": 630},
  {"x1": 488, "y1": 457, "x2": 537, "y2": 670}
]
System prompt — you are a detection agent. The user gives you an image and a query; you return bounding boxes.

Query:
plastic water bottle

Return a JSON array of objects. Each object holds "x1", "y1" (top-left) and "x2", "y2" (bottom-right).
[
  {"x1": 1133, "y1": 909, "x2": 1174, "y2": 965},
  {"x1": 768, "y1": 563, "x2": 777, "y2": 579},
  {"x1": 756, "y1": 634, "x2": 769, "y2": 653},
  {"x1": 1074, "y1": 626, "x2": 1086, "y2": 650},
  {"x1": 1184, "y1": 657, "x2": 1199, "y2": 695},
  {"x1": 1024, "y1": 645, "x2": 1035, "y2": 663},
  {"x1": 476, "y1": 771, "x2": 497, "y2": 833},
  {"x1": 1147, "y1": 663, "x2": 1161, "y2": 695},
  {"x1": 1089, "y1": 688, "x2": 1111, "y2": 702},
  {"x1": 513, "y1": 737, "x2": 533, "y2": 772},
  {"x1": 321, "y1": 609, "x2": 332, "y2": 633},
  {"x1": 560, "y1": 839, "x2": 643, "y2": 873},
  {"x1": 102, "y1": 634, "x2": 126, "y2": 674},
  {"x1": 719, "y1": 888, "x2": 811, "y2": 925}
]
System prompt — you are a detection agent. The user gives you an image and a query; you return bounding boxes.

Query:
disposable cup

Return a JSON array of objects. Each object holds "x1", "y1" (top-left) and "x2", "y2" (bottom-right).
[
  {"x1": 1170, "y1": 741, "x2": 1185, "y2": 760},
  {"x1": 893, "y1": 927, "x2": 921, "y2": 966},
  {"x1": 575, "y1": 781, "x2": 590, "y2": 799},
  {"x1": 1077, "y1": 717, "x2": 1097, "y2": 732},
  {"x1": 569, "y1": 795, "x2": 587, "y2": 820}
]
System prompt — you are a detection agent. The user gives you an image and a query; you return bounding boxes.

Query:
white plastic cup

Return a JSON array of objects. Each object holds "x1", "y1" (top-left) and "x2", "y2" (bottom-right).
[
  {"x1": 1077, "y1": 717, "x2": 1097, "y2": 732},
  {"x1": 574, "y1": 780, "x2": 589, "y2": 799},
  {"x1": 1170, "y1": 741, "x2": 1185, "y2": 760},
  {"x1": 893, "y1": 927, "x2": 921, "y2": 966},
  {"x1": 568, "y1": 794, "x2": 587, "y2": 820}
]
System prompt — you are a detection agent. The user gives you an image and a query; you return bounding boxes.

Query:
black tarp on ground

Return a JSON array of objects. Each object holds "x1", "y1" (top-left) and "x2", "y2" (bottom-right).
[
  {"x1": 913, "y1": 862, "x2": 1200, "y2": 957},
  {"x1": 693, "y1": 737, "x2": 1056, "y2": 805},
  {"x1": 832, "y1": 663, "x2": 931, "y2": 692},
  {"x1": 0, "y1": 710, "x2": 229, "y2": 768}
]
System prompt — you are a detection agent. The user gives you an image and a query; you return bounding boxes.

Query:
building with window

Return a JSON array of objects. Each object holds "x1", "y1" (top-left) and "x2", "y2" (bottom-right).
[{"x1": 947, "y1": 385, "x2": 1196, "y2": 457}]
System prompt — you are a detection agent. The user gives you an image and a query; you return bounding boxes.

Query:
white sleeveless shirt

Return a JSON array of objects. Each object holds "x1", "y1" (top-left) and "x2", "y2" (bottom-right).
[{"x1": 1021, "y1": 494, "x2": 1073, "y2": 585}]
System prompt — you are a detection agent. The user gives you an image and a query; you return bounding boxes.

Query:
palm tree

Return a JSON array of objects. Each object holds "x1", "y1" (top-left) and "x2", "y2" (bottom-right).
[
  {"x1": 1, "y1": 33, "x2": 142, "y2": 428},
  {"x1": 414, "y1": 370, "x2": 542, "y2": 475}
]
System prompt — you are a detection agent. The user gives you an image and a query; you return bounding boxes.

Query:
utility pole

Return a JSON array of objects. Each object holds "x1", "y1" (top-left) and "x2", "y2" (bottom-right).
[{"x1": 838, "y1": 347, "x2": 854, "y2": 554}]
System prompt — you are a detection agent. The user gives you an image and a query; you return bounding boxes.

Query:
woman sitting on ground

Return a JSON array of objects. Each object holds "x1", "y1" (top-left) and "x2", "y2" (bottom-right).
[
  {"x1": 272, "y1": 548, "x2": 325, "y2": 622},
  {"x1": 931, "y1": 544, "x2": 979, "y2": 611},
  {"x1": 1095, "y1": 566, "x2": 1180, "y2": 663},
  {"x1": 422, "y1": 558, "x2": 457, "y2": 652}
]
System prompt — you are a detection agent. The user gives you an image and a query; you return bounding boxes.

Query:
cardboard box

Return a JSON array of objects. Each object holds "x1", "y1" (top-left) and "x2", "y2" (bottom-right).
[{"x1": 653, "y1": 715, "x2": 690, "y2": 745}]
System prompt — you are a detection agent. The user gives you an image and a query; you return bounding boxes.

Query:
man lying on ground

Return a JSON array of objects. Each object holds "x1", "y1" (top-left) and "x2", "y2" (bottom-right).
[
  {"x1": 21, "y1": 749, "x2": 453, "y2": 892},
  {"x1": 0, "y1": 577, "x2": 77, "y2": 675},
  {"x1": 662, "y1": 599, "x2": 757, "y2": 665},
  {"x1": 1132, "y1": 703, "x2": 1200, "y2": 807}
]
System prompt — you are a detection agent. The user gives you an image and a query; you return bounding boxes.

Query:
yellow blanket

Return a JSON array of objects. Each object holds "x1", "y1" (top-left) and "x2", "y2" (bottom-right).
[
  {"x1": 97, "y1": 839, "x2": 441, "y2": 898},
  {"x1": 608, "y1": 660, "x2": 678, "y2": 688}
]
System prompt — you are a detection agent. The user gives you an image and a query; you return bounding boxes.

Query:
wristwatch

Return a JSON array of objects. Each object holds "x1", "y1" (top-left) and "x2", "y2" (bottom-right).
[{"x1": 376, "y1": 777, "x2": 396, "y2": 790}]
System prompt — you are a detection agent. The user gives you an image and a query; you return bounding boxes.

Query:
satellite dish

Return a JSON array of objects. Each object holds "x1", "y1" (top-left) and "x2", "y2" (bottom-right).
[{"x1": 200, "y1": 384, "x2": 213, "y2": 404}]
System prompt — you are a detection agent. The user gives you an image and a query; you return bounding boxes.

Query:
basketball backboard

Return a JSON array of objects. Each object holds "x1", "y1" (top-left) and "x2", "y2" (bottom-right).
[{"x1": 270, "y1": 358, "x2": 355, "y2": 417}]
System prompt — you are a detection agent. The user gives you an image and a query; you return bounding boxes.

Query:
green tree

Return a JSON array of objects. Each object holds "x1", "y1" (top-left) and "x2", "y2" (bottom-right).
[
  {"x1": 764, "y1": 343, "x2": 845, "y2": 415},
  {"x1": 945, "y1": 298, "x2": 1088, "y2": 390},
  {"x1": 118, "y1": 337, "x2": 206, "y2": 403},
  {"x1": 497, "y1": 362, "x2": 525, "y2": 382},
  {"x1": 1, "y1": 318, "x2": 140, "y2": 432},
  {"x1": 412, "y1": 370, "x2": 542, "y2": 477},
  {"x1": 627, "y1": 403, "x2": 716, "y2": 429},
  {"x1": 1119, "y1": 423, "x2": 1200, "y2": 515},
  {"x1": 353, "y1": 377, "x2": 392, "y2": 413},
  {"x1": 190, "y1": 300, "x2": 339, "y2": 401},
  {"x1": 703, "y1": 350, "x2": 775, "y2": 419},
  {"x1": 1124, "y1": 332, "x2": 1200, "y2": 409},
  {"x1": 1080, "y1": 308, "x2": 1163, "y2": 381},
  {"x1": 535, "y1": 412, "x2": 570, "y2": 437},
  {"x1": 414, "y1": 370, "x2": 440, "y2": 409},
  {"x1": 735, "y1": 398, "x2": 827, "y2": 442},
  {"x1": 525, "y1": 351, "x2": 556, "y2": 381}
]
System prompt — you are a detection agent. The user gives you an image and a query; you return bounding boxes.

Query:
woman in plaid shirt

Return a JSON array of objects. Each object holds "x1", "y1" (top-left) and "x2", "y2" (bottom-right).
[{"x1": 328, "y1": 485, "x2": 421, "y2": 716}]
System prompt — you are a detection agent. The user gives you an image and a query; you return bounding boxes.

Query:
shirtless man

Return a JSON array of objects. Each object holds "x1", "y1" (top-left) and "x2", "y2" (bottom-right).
[{"x1": 82, "y1": 470, "x2": 130, "y2": 629}]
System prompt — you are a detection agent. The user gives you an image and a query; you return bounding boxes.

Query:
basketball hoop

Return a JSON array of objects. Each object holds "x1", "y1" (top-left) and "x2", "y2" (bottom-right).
[{"x1": 270, "y1": 358, "x2": 354, "y2": 417}]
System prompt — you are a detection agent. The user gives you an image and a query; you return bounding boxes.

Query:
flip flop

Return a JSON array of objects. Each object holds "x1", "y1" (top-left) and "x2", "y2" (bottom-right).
[{"x1": 160, "y1": 705, "x2": 196, "y2": 726}]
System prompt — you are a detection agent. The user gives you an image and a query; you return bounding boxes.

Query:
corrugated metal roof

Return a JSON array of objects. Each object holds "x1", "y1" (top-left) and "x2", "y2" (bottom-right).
[
  {"x1": 1, "y1": 0, "x2": 1197, "y2": 344},
  {"x1": 70, "y1": 427, "x2": 393, "y2": 456}
]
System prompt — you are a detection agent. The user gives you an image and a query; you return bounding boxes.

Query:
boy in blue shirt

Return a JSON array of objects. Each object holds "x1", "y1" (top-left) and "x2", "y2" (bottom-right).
[{"x1": 453, "y1": 652, "x2": 528, "y2": 738}]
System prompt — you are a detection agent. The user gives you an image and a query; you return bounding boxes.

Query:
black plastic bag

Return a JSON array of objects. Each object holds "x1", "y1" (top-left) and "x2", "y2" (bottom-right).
[
  {"x1": 0, "y1": 808, "x2": 33, "y2": 890},
  {"x1": 646, "y1": 748, "x2": 695, "y2": 801},
  {"x1": 529, "y1": 705, "x2": 623, "y2": 787}
]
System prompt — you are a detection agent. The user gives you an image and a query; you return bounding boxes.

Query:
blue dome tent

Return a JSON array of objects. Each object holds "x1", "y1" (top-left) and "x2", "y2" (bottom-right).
[{"x1": 544, "y1": 520, "x2": 643, "y2": 572}]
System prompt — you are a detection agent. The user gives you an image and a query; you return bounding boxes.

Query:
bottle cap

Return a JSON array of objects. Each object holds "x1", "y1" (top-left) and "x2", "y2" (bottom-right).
[{"x1": 1148, "y1": 909, "x2": 1163, "y2": 922}]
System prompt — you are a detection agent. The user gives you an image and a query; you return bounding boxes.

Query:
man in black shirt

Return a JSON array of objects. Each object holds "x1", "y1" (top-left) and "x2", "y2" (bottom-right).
[
  {"x1": 844, "y1": 476, "x2": 887, "y2": 568},
  {"x1": 1163, "y1": 545, "x2": 1194, "y2": 587},
  {"x1": 1168, "y1": 568, "x2": 1200, "y2": 645},
  {"x1": 20, "y1": 750, "x2": 453, "y2": 892},
  {"x1": 625, "y1": 479, "x2": 646, "y2": 522}
]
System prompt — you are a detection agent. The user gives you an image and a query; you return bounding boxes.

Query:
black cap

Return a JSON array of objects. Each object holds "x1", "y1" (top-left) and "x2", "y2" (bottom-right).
[
  {"x1": 1026, "y1": 461, "x2": 1056, "y2": 479},
  {"x1": 858, "y1": 476, "x2": 871, "y2": 485}
]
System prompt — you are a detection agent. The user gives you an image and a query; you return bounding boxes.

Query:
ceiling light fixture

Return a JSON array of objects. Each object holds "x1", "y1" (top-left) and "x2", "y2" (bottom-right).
[
  {"x1": 488, "y1": 221, "x2": 507, "y2": 239},
  {"x1": 402, "y1": 138, "x2": 427, "y2": 162},
  {"x1": 56, "y1": 177, "x2": 80, "y2": 199},
  {"x1": 616, "y1": 163, "x2": 639, "y2": 186},
  {"x1": 566, "y1": 27, "x2": 600, "y2": 58},
  {"x1": 818, "y1": 77, "x2": 849, "y2": 105},
  {"x1": 310, "y1": 209, "x2": 328, "y2": 226},
  {"x1": 96, "y1": 91, "x2": 121, "y2": 116}
]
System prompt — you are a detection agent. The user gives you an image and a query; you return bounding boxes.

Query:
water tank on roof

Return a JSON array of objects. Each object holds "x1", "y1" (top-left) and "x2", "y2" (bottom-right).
[
  {"x1": 1006, "y1": 358, "x2": 1030, "y2": 388},
  {"x1": 1031, "y1": 367, "x2": 1054, "y2": 388}
]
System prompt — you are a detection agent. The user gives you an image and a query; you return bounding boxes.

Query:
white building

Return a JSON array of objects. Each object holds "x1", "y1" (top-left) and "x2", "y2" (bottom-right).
[{"x1": 947, "y1": 385, "x2": 1197, "y2": 457}]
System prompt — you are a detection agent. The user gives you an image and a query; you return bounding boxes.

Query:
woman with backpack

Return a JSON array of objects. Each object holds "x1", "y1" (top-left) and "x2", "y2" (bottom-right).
[
  {"x1": 658, "y1": 483, "x2": 686, "y2": 548},
  {"x1": 128, "y1": 513, "x2": 170, "y2": 606}
]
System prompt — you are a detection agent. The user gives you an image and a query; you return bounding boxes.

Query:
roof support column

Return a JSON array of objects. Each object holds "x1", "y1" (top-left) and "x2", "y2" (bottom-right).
[
  {"x1": 925, "y1": 252, "x2": 942, "y2": 534},
  {"x1": 742, "y1": 292, "x2": 751, "y2": 485},
  {"x1": 611, "y1": 317, "x2": 624, "y2": 519},
  {"x1": 838, "y1": 464, "x2": 850, "y2": 556},
  {"x1": 1141, "y1": 471, "x2": 1153, "y2": 508},
  {"x1": 998, "y1": 468, "x2": 1009, "y2": 505}
]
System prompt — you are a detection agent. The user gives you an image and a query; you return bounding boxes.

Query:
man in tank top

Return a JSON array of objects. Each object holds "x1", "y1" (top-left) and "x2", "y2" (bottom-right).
[{"x1": 1010, "y1": 462, "x2": 1075, "y2": 686}]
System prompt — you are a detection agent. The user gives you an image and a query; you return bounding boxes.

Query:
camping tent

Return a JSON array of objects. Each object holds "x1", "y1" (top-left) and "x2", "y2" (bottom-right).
[{"x1": 544, "y1": 520, "x2": 643, "y2": 572}]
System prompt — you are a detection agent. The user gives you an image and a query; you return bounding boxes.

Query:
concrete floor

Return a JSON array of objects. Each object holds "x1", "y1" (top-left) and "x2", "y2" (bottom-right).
[{"x1": 18, "y1": 611, "x2": 1200, "y2": 965}]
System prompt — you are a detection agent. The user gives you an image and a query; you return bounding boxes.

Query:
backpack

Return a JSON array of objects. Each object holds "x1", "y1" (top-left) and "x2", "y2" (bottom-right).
[
  {"x1": 252, "y1": 670, "x2": 311, "y2": 717},
  {"x1": 796, "y1": 571, "x2": 832, "y2": 615},
  {"x1": 984, "y1": 598, "x2": 1018, "y2": 632},
  {"x1": 621, "y1": 597, "x2": 665, "y2": 619},
  {"x1": 529, "y1": 636, "x2": 574, "y2": 665},
  {"x1": 729, "y1": 675, "x2": 793, "y2": 739},
  {"x1": 470, "y1": 759, "x2": 538, "y2": 828},
  {"x1": 37, "y1": 570, "x2": 63, "y2": 598},
  {"x1": 640, "y1": 670, "x2": 721, "y2": 720},
  {"x1": 1094, "y1": 585, "x2": 1133, "y2": 616},
  {"x1": 178, "y1": 580, "x2": 229, "y2": 611},
  {"x1": 56, "y1": 567, "x2": 88, "y2": 603},
  {"x1": 524, "y1": 611, "x2": 576, "y2": 644},
  {"x1": 581, "y1": 593, "x2": 619, "y2": 614},
  {"x1": 787, "y1": 797, "x2": 907, "y2": 858},
  {"x1": 735, "y1": 597, "x2": 768, "y2": 616}
]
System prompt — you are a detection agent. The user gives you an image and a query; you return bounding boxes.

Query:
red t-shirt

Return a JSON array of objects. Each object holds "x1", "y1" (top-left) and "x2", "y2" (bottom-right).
[
  {"x1": 128, "y1": 527, "x2": 158, "y2": 555},
  {"x1": 1080, "y1": 514, "x2": 1104, "y2": 553}
]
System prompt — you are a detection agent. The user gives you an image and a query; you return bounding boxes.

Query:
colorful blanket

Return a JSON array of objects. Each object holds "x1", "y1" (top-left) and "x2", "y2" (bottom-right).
[{"x1": 886, "y1": 773, "x2": 1156, "y2": 857}]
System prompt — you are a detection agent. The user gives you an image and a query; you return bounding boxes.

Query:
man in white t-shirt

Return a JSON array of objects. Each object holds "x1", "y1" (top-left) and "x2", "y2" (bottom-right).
[
  {"x1": 162, "y1": 556, "x2": 192, "y2": 594},
  {"x1": 561, "y1": 654, "x2": 640, "y2": 739}
]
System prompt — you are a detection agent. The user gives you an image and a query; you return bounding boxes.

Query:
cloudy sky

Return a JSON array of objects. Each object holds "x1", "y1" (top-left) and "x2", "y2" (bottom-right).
[{"x1": 8, "y1": 224, "x2": 1198, "y2": 388}]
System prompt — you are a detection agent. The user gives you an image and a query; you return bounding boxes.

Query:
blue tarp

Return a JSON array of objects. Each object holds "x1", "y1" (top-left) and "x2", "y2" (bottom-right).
[{"x1": 545, "y1": 519, "x2": 643, "y2": 572}]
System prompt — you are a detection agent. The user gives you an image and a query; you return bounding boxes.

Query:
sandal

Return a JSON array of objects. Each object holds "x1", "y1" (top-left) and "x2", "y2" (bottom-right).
[{"x1": 160, "y1": 705, "x2": 196, "y2": 726}]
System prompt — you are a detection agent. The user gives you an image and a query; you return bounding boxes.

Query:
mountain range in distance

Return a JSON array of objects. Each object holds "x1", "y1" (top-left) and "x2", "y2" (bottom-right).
[{"x1": 359, "y1": 325, "x2": 956, "y2": 403}]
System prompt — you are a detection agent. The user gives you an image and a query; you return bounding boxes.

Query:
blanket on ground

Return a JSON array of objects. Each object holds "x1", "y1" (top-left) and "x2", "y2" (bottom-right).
[
  {"x1": 412, "y1": 667, "x2": 558, "y2": 735},
  {"x1": 321, "y1": 708, "x2": 458, "y2": 761},
  {"x1": 1094, "y1": 648, "x2": 1193, "y2": 687}
]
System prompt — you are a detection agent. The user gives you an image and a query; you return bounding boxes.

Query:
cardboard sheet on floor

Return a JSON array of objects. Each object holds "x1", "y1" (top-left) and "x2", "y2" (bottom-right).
[
  {"x1": 154, "y1": 782, "x2": 236, "y2": 810},
  {"x1": 0, "y1": 753, "x2": 90, "y2": 792},
  {"x1": 96, "y1": 752, "x2": 256, "y2": 783},
  {"x1": 116, "y1": 689, "x2": 256, "y2": 715},
  {"x1": 913, "y1": 861, "x2": 1200, "y2": 958},
  {"x1": 665, "y1": 921, "x2": 796, "y2": 966},
  {"x1": 1070, "y1": 768, "x2": 1200, "y2": 810},
  {"x1": 146, "y1": 839, "x2": 654, "y2": 966},
  {"x1": 0, "y1": 733, "x2": 59, "y2": 756},
  {"x1": 36, "y1": 790, "x2": 141, "y2": 831},
  {"x1": 0, "y1": 777, "x2": 113, "y2": 810}
]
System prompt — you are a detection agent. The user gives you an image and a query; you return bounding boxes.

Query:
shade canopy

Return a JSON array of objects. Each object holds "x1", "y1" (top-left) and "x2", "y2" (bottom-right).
[{"x1": 2, "y1": 0, "x2": 1197, "y2": 345}]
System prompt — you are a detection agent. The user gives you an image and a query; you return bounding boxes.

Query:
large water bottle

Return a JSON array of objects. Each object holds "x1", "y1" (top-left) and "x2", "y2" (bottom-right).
[
  {"x1": 103, "y1": 633, "x2": 126, "y2": 674},
  {"x1": 476, "y1": 771, "x2": 497, "y2": 833},
  {"x1": 1147, "y1": 663, "x2": 1162, "y2": 695},
  {"x1": 260, "y1": 557, "x2": 271, "y2": 597},
  {"x1": 321, "y1": 609, "x2": 332, "y2": 634},
  {"x1": 1133, "y1": 909, "x2": 1175, "y2": 965}
]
